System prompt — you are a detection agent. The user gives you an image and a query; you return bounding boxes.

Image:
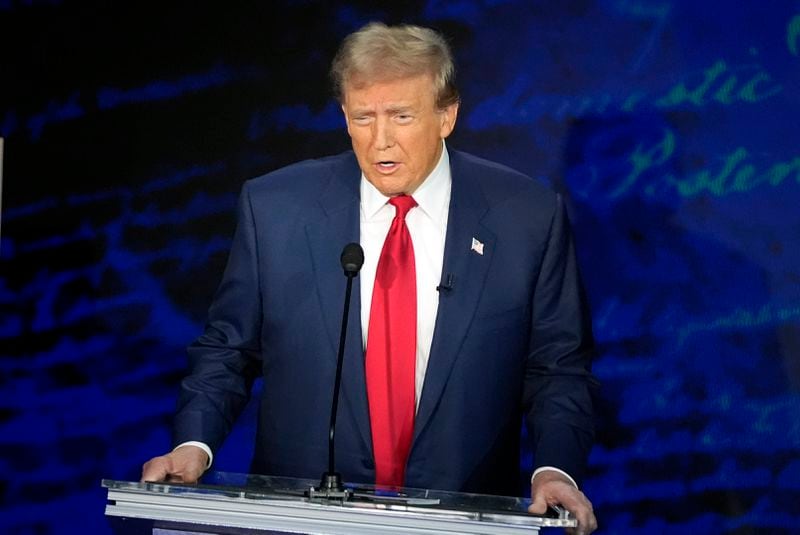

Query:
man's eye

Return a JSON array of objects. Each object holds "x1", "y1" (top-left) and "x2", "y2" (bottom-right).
[
  {"x1": 352, "y1": 116, "x2": 371, "y2": 125},
  {"x1": 396, "y1": 114, "x2": 413, "y2": 123}
]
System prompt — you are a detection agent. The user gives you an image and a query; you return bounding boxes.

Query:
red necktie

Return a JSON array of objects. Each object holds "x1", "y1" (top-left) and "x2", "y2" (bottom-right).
[{"x1": 366, "y1": 194, "x2": 417, "y2": 488}]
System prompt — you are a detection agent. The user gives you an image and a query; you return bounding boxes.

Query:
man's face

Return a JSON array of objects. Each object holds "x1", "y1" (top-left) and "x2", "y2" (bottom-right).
[{"x1": 342, "y1": 74, "x2": 458, "y2": 197}]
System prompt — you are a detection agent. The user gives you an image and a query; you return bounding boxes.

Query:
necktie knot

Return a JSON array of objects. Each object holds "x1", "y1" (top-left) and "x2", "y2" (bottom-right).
[{"x1": 389, "y1": 195, "x2": 417, "y2": 220}]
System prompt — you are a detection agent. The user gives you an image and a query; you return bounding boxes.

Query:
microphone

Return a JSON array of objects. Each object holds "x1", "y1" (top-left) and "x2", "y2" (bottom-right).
[
  {"x1": 436, "y1": 273, "x2": 455, "y2": 293},
  {"x1": 341, "y1": 242, "x2": 364, "y2": 276},
  {"x1": 318, "y1": 242, "x2": 364, "y2": 496}
]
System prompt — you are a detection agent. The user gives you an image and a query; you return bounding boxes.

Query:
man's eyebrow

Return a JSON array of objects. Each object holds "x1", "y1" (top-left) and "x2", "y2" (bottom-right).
[
  {"x1": 386, "y1": 105, "x2": 415, "y2": 114},
  {"x1": 347, "y1": 103, "x2": 416, "y2": 116},
  {"x1": 347, "y1": 106, "x2": 374, "y2": 116}
]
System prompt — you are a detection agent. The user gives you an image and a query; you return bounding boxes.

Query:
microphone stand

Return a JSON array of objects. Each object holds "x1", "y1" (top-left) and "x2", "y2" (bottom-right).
[{"x1": 310, "y1": 243, "x2": 363, "y2": 501}]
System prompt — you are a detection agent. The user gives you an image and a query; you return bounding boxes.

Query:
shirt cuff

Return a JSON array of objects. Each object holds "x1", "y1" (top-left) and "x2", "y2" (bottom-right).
[
  {"x1": 174, "y1": 441, "x2": 213, "y2": 469},
  {"x1": 531, "y1": 466, "x2": 578, "y2": 489}
]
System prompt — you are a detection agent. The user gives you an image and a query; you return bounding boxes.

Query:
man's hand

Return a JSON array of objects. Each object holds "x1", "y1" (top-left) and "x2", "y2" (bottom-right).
[
  {"x1": 140, "y1": 445, "x2": 209, "y2": 483},
  {"x1": 528, "y1": 470, "x2": 597, "y2": 535}
]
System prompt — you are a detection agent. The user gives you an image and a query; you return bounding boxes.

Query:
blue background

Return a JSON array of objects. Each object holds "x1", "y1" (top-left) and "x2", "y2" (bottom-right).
[{"x1": 2, "y1": 1, "x2": 799, "y2": 533}]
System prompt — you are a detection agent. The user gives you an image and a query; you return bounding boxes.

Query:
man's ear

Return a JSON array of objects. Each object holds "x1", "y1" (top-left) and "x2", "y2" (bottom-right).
[
  {"x1": 341, "y1": 104, "x2": 352, "y2": 136},
  {"x1": 439, "y1": 102, "x2": 459, "y2": 139}
]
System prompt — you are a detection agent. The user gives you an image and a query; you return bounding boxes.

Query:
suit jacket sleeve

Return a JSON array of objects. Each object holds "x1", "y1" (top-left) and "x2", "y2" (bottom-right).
[
  {"x1": 172, "y1": 181, "x2": 263, "y2": 454},
  {"x1": 523, "y1": 193, "x2": 597, "y2": 486}
]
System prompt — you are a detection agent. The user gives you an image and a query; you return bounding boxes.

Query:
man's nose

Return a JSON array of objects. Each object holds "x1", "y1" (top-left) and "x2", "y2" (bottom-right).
[{"x1": 374, "y1": 118, "x2": 394, "y2": 149}]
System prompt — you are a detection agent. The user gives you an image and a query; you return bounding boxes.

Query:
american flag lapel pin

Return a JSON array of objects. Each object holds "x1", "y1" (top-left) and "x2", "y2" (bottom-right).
[{"x1": 471, "y1": 237, "x2": 484, "y2": 256}]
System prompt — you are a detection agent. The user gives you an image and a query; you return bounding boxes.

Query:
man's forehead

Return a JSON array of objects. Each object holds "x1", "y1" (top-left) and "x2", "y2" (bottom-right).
[{"x1": 345, "y1": 97, "x2": 418, "y2": 111}]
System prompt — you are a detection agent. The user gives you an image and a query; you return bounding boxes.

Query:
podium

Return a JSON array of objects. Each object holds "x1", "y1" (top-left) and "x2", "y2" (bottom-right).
[{"x1": 103, "y1": 472, "x2": 575, "y2": 534}]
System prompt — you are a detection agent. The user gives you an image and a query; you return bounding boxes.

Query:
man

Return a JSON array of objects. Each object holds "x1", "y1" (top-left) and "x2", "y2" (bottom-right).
[{"x1": 143, "y1": 22, "x2": 598, "y2": 533}]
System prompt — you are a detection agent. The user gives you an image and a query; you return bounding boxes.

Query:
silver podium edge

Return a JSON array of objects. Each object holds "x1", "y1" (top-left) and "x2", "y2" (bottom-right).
[{"x1": 103, "y1": 475, "x2": 575, "y2": 534}]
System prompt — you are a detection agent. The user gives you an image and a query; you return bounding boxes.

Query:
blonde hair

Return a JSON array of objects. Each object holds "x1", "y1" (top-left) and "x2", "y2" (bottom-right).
[{"x1": 331, "y1": 22, "x2": 460, "y2": 109}]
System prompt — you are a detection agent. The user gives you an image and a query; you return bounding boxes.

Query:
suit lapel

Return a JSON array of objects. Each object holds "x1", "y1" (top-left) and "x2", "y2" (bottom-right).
[
  {"x1": 304, "y1": 154, "x2": 373, "y2": 456},
  {"x1": 414, "y1": 151, "x2": 496, "y2": 442}
]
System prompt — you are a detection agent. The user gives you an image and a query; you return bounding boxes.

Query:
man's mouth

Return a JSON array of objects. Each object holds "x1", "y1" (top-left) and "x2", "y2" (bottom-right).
[{"x1": 375, "y1": 161, "x2": 399, "y2": 172}]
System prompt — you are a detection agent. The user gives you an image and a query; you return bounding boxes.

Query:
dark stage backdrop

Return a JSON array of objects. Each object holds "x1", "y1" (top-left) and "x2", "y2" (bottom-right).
[{"x1": 2, "y1": 1, "x2": 799, "y2": 533}]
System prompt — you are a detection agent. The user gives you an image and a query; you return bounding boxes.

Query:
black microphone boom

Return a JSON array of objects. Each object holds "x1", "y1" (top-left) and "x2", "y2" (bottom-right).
[{"x1": 319, "y1": 242, "x2": 364, "y2": 495}]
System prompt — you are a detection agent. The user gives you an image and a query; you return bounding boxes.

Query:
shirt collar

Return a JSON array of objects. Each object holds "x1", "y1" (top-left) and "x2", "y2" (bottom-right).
[{"x1": 360, "y1": 141, "x2": 451, "y2": 224}]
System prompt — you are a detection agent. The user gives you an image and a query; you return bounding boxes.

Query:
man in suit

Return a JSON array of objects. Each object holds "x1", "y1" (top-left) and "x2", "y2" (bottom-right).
[{"x1": 143, "y1": 22, "x2": 598, "y2": 533}]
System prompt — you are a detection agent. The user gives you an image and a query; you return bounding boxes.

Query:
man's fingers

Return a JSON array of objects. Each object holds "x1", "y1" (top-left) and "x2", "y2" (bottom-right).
[
  {"x1": 141, "y1": 455, "x2": 171, "y2": 482},
  {"x1": 574, "y1": 507, "x2": 595, "y2": 535},
  {"x1": 140, "y1": 447, "x2": 207, "y2": 484},
  {"x1": 527, "y1": 493, "x2": 548, "y2": 514},
  {"x1": 557, "y1": 490, "x2": 595, "y2": 534},
  {"x1": 530, "y1": 471, "x2": 597, "y2": 534},
  {"x1": 566, "y1": 496, "x2": 596, "y2": 535}
]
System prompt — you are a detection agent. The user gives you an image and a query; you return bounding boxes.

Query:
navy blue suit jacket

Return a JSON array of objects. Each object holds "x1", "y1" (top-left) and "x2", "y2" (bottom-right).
[{"x1": 174, "y1": 149, "x2": 596, "y2": 496}]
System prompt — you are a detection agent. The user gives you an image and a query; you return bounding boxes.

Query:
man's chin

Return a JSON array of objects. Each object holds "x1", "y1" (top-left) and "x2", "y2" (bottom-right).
[{"x1": 364, "y1": 174, "x2": 418, "y2": 197}]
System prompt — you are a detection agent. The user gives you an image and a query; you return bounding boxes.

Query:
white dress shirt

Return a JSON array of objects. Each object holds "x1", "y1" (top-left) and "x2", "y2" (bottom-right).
[{"x1": 359, "y1": 144, "x2": 451, "y2": 408}]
